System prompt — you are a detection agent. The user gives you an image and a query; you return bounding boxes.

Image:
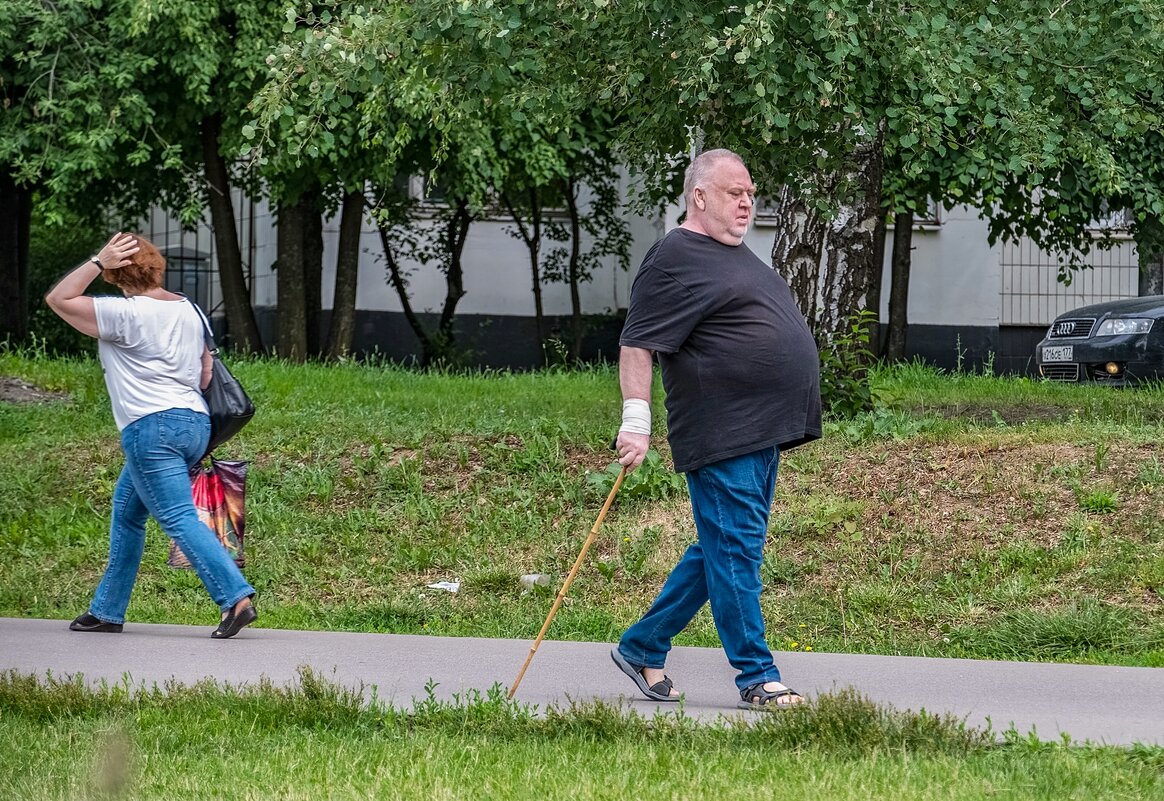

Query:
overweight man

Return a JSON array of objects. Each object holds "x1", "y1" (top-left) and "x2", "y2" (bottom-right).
[{"x1": 611, "y1": 148, "x2": 822, "y2": 709}]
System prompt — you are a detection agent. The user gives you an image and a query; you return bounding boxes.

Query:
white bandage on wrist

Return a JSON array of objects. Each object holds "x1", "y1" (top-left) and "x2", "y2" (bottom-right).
[{"x1": 620, "y1": 398, "x2": 652, "y2": 436}]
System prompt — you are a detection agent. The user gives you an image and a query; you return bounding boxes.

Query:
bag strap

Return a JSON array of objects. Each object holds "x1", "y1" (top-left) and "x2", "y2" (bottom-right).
[{"x1": 182, "y1": 296, "x2": 219, "y2": 354}]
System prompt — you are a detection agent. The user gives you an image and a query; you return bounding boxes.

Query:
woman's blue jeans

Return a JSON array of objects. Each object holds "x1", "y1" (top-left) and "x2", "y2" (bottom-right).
[
  {"x1": 618, "y1": 446, "x2": 781, "y2": 691},
  {"x1": 89, "y1": 408, "x2": 254, "y2": 624}
]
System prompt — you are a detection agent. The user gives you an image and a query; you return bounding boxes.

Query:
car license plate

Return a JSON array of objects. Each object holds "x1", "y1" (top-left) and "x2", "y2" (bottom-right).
[{"x1": 1042, "y1": 345, "x2": 1073, "y2": 362}]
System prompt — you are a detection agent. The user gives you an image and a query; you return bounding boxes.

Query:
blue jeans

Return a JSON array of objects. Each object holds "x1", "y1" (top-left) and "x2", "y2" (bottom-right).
[
  {"x1": 89, "y1": 408, "x2": 254, "y2": 624},
  {"x1": 618, "y1": 446, "x2": 781, "y2": 690}
]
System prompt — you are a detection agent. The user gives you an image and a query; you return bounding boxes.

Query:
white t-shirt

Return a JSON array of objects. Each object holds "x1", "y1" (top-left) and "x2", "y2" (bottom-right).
[{"x1": 93, "y1": 296, "x2": 209, "y2": 431}]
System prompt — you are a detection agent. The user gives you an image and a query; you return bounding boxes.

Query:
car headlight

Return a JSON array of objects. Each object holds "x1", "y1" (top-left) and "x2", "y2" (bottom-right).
[{"x1": 1095, "y1": 318, "x2": 1153, "y2": 336}]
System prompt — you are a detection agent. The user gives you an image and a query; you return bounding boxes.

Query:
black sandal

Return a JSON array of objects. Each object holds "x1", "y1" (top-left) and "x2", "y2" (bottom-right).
[
  {"x1": 610, "y1": 648, "x2": 680, "y2": 701},
  {"x1": 737, "y1": 682, "x2": 803, "y2": 710}
]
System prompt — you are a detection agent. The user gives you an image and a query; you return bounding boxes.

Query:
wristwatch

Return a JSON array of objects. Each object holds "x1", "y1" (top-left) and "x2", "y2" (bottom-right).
[{"x1": 89, "y1": 256, "x2": 104, "y2": 272}]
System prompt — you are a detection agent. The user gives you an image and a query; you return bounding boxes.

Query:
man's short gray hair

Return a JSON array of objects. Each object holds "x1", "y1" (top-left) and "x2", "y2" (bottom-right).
[{"x1": 683, "y1": 148, "x2": 747, "y2": 205}]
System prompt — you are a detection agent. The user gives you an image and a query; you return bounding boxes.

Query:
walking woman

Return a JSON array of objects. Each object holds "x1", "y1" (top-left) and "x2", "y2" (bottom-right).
[{"x1": 45, "y1": 232, "x2": 257, "y2": 639}]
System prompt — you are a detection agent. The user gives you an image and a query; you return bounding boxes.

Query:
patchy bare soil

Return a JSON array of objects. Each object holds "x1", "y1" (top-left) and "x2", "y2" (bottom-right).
[
  {"x1": 909, "y1": 403, "x2": 1073, "y2": 425},
  {"x1": 329, "y1": 433, "x2": 1163, "y2": 565},
  {"x1": 542, "y1": 436, "x2": 1164, "y2": 613},
  {"x1": 0, "y1": 376, "x2": 67, "y2": 404},
  {"x1": 808, "y1": 440, "x2": 1157, "y2": 541}
]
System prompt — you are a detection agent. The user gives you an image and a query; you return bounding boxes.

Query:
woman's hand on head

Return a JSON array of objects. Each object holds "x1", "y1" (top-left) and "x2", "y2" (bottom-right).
[{"x1": 97, "y1": 232, "x2": 140, "y2": 271}]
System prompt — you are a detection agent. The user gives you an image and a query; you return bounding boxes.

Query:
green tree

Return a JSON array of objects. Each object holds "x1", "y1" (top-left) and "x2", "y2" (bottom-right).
[
  {"x1": 1, "y1": 0, "x2": 298, "y2": 353},
  {"x1": 500, "y1": 111, "x2": 632, "y2": 364},
  {"x1": 125, "y1": 0, "x2": 304, "y2": 354},
  {"x1": 252, "y1": 0, "x2": 1164, "y2": 354},
  {"x1": 252, "y1": 2, "x2": 639, "y2": 366},
  {"x1": 0, "y1": 0, "x2": 184, "y2": 345},
  {"x1": 134, "y1": 1, "x2": 393, "y2": 361},
  {"x1": 541, "y1": 155, "x2": 631, "y2": 363}
]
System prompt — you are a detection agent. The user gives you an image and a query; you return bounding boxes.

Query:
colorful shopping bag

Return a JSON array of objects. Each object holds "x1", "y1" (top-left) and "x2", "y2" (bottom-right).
[{"x1": 168, "y1": 459, "x2": 247, "y2": 569}]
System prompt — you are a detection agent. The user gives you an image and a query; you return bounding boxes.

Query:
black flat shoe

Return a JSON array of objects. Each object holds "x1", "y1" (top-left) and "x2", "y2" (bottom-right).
[
  {"x1": 69, "y1": 612, "x2": 123, "y2": 633},
  {"x1": 211, "y1": 600, "x2": 257, "y2": 639}
]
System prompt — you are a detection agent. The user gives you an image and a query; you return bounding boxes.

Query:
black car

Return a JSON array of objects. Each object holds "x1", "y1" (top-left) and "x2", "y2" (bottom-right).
[
  {"x1": 1038, "y1": 296, "x2": 1164, "y2": 384},
  {"x1": 1035, "y1": 296, "x2": 1164, "y2": 384}
]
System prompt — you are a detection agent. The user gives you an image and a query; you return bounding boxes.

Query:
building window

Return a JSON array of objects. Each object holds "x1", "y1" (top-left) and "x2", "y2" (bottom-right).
[
  {"x1": 753, "y1": 196, "x2": 943, "y2": 227},
  {"x1": 751, "y1": 196, "x2": 781, "y2": 225},
  {"x1": 1089, "y1": 204, "x2": 1133, "y2": 232},
  {"x1": 160, "y1": 246, "x2": 212, "y2": 311},
  {"x1": 391, "y1": 173, "x2": 450, "y2": 207},
  {"x1": 914, "y1": 198, "x2": 941, "y2": 227}
]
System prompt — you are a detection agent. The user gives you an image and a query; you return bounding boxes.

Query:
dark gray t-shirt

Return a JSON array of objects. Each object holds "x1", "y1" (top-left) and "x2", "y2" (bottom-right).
[{"x1": 620, "y1": 228, "x2": 822, "y2": 472}]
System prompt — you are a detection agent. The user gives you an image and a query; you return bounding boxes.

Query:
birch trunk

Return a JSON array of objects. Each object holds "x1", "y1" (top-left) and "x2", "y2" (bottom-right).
[
  {"x1": 770, "y1": 183, "x2": 829, "y2": 330},
  {"x1": 768, "y1": 124, "x2": 886, "y2": 342},
  {"x1": 818, "y1": 128, "x2": 886, "y2": 337}
]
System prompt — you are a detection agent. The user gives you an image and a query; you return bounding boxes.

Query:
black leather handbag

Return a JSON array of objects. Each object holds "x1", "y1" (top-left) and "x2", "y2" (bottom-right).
[{"x1": 191, "y1": 303, "x2": 255, "y2": 458}]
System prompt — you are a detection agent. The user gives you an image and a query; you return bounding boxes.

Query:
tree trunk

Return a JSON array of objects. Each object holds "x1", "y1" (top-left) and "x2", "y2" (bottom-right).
[
  {"x1": 436, "y1": 199, "x2": 471, "y2": 362},
  {"x1": 770, "y1": 124, "x2": 886, "y2": 341},
  {"x1": 303, "y1": 195, "x2": 324, "y2": 357},
  {"x1": 1138, "y1": 246, "x2": 1164, "y2": 296},
  {"x1": 770, "y1": 184, "x2": 829, "y2": 328},
  {"x1": 324, "y1": 188, "x2": 365, "y2": 360},
  {"x1": 885, "y1": 210, "x2": 914, "y2": 362},
  {"x1": 0, "y1": 171, "x2": 31, "y2": 345},
  {"x1": 276, "y1": 197, "x2": 309, "y2": 362},
  {"x1": 561, "y1": 177, "x2": 584, "y2": 362},
  {"x1": 817, "y1": 128, "x2": 886, "y2": 338},
  {"x1": 867, "y1": 205, "x2": 889, "y2": 356},
  {"x1": 501, "y1": 189, "x2": 546, "y2": 360},
  {"x1": 375, "y1": 219, "x2": 435, "y2": 364},
  {"x1": 201, "y1": 113, "x2": 262, "y2": 353}
]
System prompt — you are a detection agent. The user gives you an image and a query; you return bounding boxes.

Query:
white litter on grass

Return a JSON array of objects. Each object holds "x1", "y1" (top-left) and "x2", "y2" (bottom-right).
[
  {"x1": 426, "y1": 580, "x2": 460, "y2": 593},
  {"x1": 519, "y1": 573, "x2": 551, "y2": 591}
]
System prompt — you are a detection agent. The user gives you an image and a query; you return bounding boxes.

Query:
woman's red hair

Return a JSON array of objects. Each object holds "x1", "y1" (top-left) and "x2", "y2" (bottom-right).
[{"x1": 103, "y1": 235, "x2": 166, "y2": 294}]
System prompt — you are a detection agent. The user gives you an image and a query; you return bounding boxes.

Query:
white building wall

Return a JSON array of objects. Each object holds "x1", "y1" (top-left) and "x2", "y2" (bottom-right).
[
  {"x1": 150, "y1": 187, "x2": 1142, "y2": 341},
  {"x1": 319, "y1": 211, "x2": 644, "y2": 317},
  {"x1": 869, "y1": 204, "x2": 1139, "y2": 330},
  {"x1": 742, "y1": 204, "x2": 1003, "y2": 329},
  {"x1": 248, "y1": 198, "x2": 278, "y2": 308},
  {"x1": 314, "y1": 170, "x2": 666, "y2": 317},
  {"x1": 891, "y1": 205, "x2": 1001, "y2": 327}
]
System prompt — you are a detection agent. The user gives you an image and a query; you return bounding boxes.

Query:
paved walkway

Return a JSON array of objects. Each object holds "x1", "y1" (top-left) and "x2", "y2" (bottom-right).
[{"x1": 2, "y1": 617, "x2": 1161, "y2": 746}]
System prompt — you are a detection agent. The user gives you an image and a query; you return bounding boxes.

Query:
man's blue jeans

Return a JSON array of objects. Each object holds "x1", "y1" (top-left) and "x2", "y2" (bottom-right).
[
  {"x1": 618, "y1": 446, "x2": 781, "y2": 690},
  {"x1": 90, "y1": 408, "x2": 255, "y2": 624}
]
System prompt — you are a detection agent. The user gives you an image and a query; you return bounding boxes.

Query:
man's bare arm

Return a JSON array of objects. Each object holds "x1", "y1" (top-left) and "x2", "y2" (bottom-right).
[{"x1": 616, "y1": 346, "x2": 654, "y2": 470}]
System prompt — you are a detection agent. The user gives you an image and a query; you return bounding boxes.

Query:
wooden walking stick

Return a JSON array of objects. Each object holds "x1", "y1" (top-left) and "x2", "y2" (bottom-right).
[{"x1": 508, "y1": 465, "x2": 628, "y2": 699}]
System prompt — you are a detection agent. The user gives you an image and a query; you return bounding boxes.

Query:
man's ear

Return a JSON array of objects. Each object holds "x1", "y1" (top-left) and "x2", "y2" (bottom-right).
[{"x1": 693, "y1": 187, "x2": 705, "y2": 210}]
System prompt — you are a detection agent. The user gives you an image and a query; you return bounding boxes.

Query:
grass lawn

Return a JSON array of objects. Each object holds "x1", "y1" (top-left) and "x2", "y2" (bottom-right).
[
  {"x1": 2, "y1": 670, "x2": 1162, "y2": 801},
  {"x1": 4, "y1": 351, "x2": 1164, "y2": 797},
  {"x1": 3, "y1": 351, "x2": 1162, "y2": 667}
]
